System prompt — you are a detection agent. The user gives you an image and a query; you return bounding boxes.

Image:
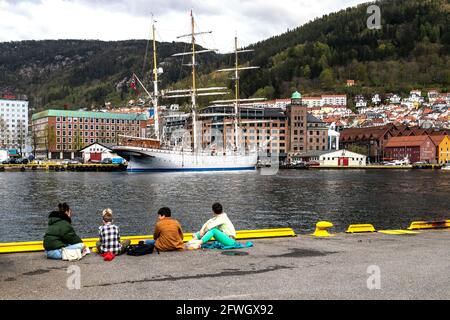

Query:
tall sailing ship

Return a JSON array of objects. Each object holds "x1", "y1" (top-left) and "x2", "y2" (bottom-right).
[{"x1": 113, "y1": 12, "x2": 261, "y2": 172}]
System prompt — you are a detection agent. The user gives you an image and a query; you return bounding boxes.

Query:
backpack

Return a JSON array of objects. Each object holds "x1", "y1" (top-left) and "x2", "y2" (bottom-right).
[{"x1": 126, "y1": 241, "x2": 157, "y2": 256}]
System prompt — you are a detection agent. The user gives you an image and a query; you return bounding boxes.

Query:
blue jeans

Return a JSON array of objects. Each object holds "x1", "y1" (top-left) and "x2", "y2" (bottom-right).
[
  {"x1": 144, "y1": 240, "x2": 156, "y2": 246},
  {"x1": 46, "y1": 243, "x2": 84, "y2": 260}
]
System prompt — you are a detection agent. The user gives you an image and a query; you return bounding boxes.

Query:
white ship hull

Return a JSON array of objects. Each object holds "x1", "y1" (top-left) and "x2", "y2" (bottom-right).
[{"x1": 113, "y1": 146, "x2": 258, "y2": 172}]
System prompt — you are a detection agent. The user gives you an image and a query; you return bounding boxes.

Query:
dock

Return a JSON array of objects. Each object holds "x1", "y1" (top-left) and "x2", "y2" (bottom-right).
[
  {"x1": 0, "y1": 163, "x2": 127, "y2": 172},
  {"x1": 2, "y1": 229, "x2": 450, "y2": 299}
]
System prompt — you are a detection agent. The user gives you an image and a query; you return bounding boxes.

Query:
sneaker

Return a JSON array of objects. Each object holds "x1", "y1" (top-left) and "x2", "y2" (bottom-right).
[
  {"x1": 186, "y1": 239, "x2": 202, "y2": 250},
  {"x1": 82, "y1": 247, "x2": 91, "y2": 257}
]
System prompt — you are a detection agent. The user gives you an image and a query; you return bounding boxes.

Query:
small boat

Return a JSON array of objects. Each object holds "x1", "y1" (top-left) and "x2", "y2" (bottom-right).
[{"x1": 442, "y1": 164, "x2": 450, "y2": 171}]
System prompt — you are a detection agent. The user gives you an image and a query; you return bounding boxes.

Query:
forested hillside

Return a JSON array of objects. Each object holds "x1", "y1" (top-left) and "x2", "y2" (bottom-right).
[{"x1": 1, "y1": 0, "x2": 449, "y2": 110}]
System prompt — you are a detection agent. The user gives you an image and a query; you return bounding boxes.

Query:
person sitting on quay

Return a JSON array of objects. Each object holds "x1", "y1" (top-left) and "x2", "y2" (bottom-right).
[
  {"x1": 145, "y1": 207, "x2": 184, "y2": 252},
  {"x1": 192, "y1": 202, "x2": 236, "y2": 247},
  {"x1": 43, "y1": 203, "x2": 86, "y2": 260},
  {"x1": 96, "y1": 208, "x2": 131, "y2": 260}
]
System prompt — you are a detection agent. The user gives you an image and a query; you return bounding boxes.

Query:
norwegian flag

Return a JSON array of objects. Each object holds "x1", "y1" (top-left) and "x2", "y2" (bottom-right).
[{"x1": 130, "y1": 75, "x2": 139, "y2": 94}]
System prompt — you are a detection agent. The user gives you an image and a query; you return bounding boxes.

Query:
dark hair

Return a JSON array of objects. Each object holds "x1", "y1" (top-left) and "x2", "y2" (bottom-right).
[
  {"x1": 212, "y1": 202, "x2": 223, "y2": 214},
  {"x1": 158, "y1": 207, "x2": 171, "y2": 217},
  {"x1": 58, "y1": 203, "x2": 70, "y2": 213}
]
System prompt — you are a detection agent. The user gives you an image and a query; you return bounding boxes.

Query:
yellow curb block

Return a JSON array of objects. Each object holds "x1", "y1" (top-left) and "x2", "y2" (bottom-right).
[
  {"x1": 407, "y1": 220, "x2": 450, "y2": 230},
  {"x1": 346, "y1": 224, "x2": 377, "y2": 233},
  {"x1": 0, "y1": 228, "x2": 296, "y2": 254}
]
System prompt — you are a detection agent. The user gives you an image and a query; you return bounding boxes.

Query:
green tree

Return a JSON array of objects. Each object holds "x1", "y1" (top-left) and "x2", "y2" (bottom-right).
[{"x1": 319, "y1": 68, "x2": 335, "y2": 89}]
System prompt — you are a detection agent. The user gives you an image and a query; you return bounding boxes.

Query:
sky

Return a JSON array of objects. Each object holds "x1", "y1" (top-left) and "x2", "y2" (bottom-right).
[{"x1": 0, "y1": 0, "x2": 369, "y2": 52}]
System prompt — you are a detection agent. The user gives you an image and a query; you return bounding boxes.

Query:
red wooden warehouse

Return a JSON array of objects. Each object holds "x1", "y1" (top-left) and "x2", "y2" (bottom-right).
[{"x1": 384, "y1": 135, "x2": 436, "y2": 163}]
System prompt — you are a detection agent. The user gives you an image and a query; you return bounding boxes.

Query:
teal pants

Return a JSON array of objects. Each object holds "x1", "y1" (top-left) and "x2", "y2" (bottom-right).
[{"x1": 195, "y1": 228, "x2": 236, "y2": 246}]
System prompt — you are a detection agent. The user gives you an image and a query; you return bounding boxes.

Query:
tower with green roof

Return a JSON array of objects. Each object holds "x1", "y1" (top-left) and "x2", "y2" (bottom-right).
[{"x1": 291, "y1": 91, "x2": 302, "y2": 105}]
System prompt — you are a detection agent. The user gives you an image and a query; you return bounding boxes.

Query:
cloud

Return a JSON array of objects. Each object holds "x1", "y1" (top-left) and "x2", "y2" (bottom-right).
[{"x1": 0, "y1": 0, "x2": 370, "y2": 51}]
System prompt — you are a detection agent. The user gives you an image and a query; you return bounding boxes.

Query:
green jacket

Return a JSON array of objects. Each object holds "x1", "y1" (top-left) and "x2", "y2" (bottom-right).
[{"x1": 43, "y1": 211, "x2": 83, "y2": 251}]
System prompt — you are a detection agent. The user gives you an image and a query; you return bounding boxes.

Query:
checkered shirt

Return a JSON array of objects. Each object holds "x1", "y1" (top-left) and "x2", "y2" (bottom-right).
[{"x1": 99, "y1": 223, "x2": 122, "y2": 254}]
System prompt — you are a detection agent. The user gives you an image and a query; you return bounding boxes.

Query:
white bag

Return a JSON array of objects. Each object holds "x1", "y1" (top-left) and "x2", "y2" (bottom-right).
[
  {"x1": 185, "y1": 239, "x2": 202, "y2": 250},
  {"x1": 61, "y1": 248, "x2": 83, "y2": 261}
]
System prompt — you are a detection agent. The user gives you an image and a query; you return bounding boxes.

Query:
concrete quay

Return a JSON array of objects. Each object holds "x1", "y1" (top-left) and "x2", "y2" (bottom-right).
[{"x1": 1, "y1": 230, "x2": 450, "y2": 300}]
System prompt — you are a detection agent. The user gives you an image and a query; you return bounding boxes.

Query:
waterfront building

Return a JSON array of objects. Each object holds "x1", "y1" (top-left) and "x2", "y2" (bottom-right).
[
  {"x1": 161, "y1": 111, "x2": 190, "y2": 140},
  {"x1": 31, "y1": 109, "x2": 148, "y2": 159},
  {"x1": 79, "y1": 142, "x2": 122, "y2": 163},
  {"x1": 306, "y1": 114, "x2": 329, "y2": 152},
  {"x1": 430, "y1": 135, "x2": 450, "y2": 164},
  {"x1": 199, "y1": 91, "x2": 329, "y2": 162},
  {"x1": 287, "y1": 91, "x2": 329, "y2": 157},
  {"x1": 292, "y1": 149, "x2": 366, "y2": 167},
  {"x1": 0, "y1": 96, "x2": 29, "y2": 154},
  {"x1": 328, "y1": 123, "x2": 340, "y2": 151},
  {"x1": 340, "y1": 124, "x2": 395, "y2": 162},
  {"x1": 384, "y1": 135, "x2": 436, "y2": 163},
  {"x1": 286, "y1": 91, "x2": 308, "y2": 155},
  {"x1": 319, "y1": 149, "x2": 367, "y2": 167},
  {"x1": 201, "y1": 105, "x2": 289, "y2": 160}
]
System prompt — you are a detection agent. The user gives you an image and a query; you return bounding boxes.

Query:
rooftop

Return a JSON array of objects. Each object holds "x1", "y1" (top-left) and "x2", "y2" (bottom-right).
[
  {"x1": 32, "y1": 109, "x2": 148, "y2": 121},
  {"x1": 385, "y1": 135, "x2": 432, "y2": 148}
]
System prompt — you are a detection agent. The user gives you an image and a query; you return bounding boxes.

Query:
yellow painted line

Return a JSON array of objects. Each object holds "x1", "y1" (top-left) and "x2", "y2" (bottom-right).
[
  {"x1": 0, "y1": 228, "x2": 296, "y2": 254},
  {"x1": 378, "y1": 230, "x2": 420, "y2": 235},
  {"x1": 407, "y1": 220, "x2": 450, "y2": 230},
  {"x1": 346, "y1": 224, "x2": 376, "y2": 233}
]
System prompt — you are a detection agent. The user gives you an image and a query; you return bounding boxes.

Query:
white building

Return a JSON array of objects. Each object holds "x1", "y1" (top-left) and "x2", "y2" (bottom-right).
[
  {"x1": 0, "y1": 97, "x2": 29, "y2": 154},
  {"x1": 319, "y1": 149, "x2": 367, "y2": 167},
  {"x1": 303, "y1": 97, "x2": 322, "y2": 108},
  {"x1": 390, "y1": 94, "x2": 401, "y2": 104},
  {"x1": 321, "y1": 94, "x2": 347, "y2": 106},
  {"x1": 80, "y1": 143, "x2": 122, "y2": 162},
  {"x1": 372, "y1": 94, "x2": 381, "y2": 105},
  {"x1": 0, "y1": 149, "x2": 8, "y2": 162},
  {"x1": 303, "y1": 95, "x2": 347, "y2": 108},
  {"x1": 328, "y1": 123, "x2": 340, "y2": 151},
  {"x1": 355, "y1": 98, "x2": 367, "y2": 108}
]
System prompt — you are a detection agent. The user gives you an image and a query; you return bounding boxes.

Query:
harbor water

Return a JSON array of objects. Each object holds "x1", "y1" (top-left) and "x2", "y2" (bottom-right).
[{"x1": 0, "y1": 170, "x2": 449, "y2": 242}]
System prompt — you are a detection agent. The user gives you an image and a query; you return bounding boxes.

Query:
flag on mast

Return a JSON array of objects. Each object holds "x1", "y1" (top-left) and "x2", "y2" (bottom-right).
[{"x1": 130, "y1": 75, "x2": 139, "y2": 94}]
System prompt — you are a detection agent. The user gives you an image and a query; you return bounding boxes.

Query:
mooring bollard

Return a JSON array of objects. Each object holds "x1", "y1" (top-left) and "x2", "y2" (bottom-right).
[{"x1": 312, "y1": 221, "x2": 334, "y2": 237}]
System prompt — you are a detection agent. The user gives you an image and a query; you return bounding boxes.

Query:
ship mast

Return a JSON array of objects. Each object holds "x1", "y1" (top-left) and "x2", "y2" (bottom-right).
[
  {"x1": 164, "y1": 10, "x2": 228, "y2": 153},
  {"x1": 214, "y1": 37, "x2": 263, "y2": 152},
  {"x1": 190, "y1": 12, "x2": 198, "y2": 153},
  {"x1": 151, "y1": 15, "x2": 160, "y2": 141}
]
